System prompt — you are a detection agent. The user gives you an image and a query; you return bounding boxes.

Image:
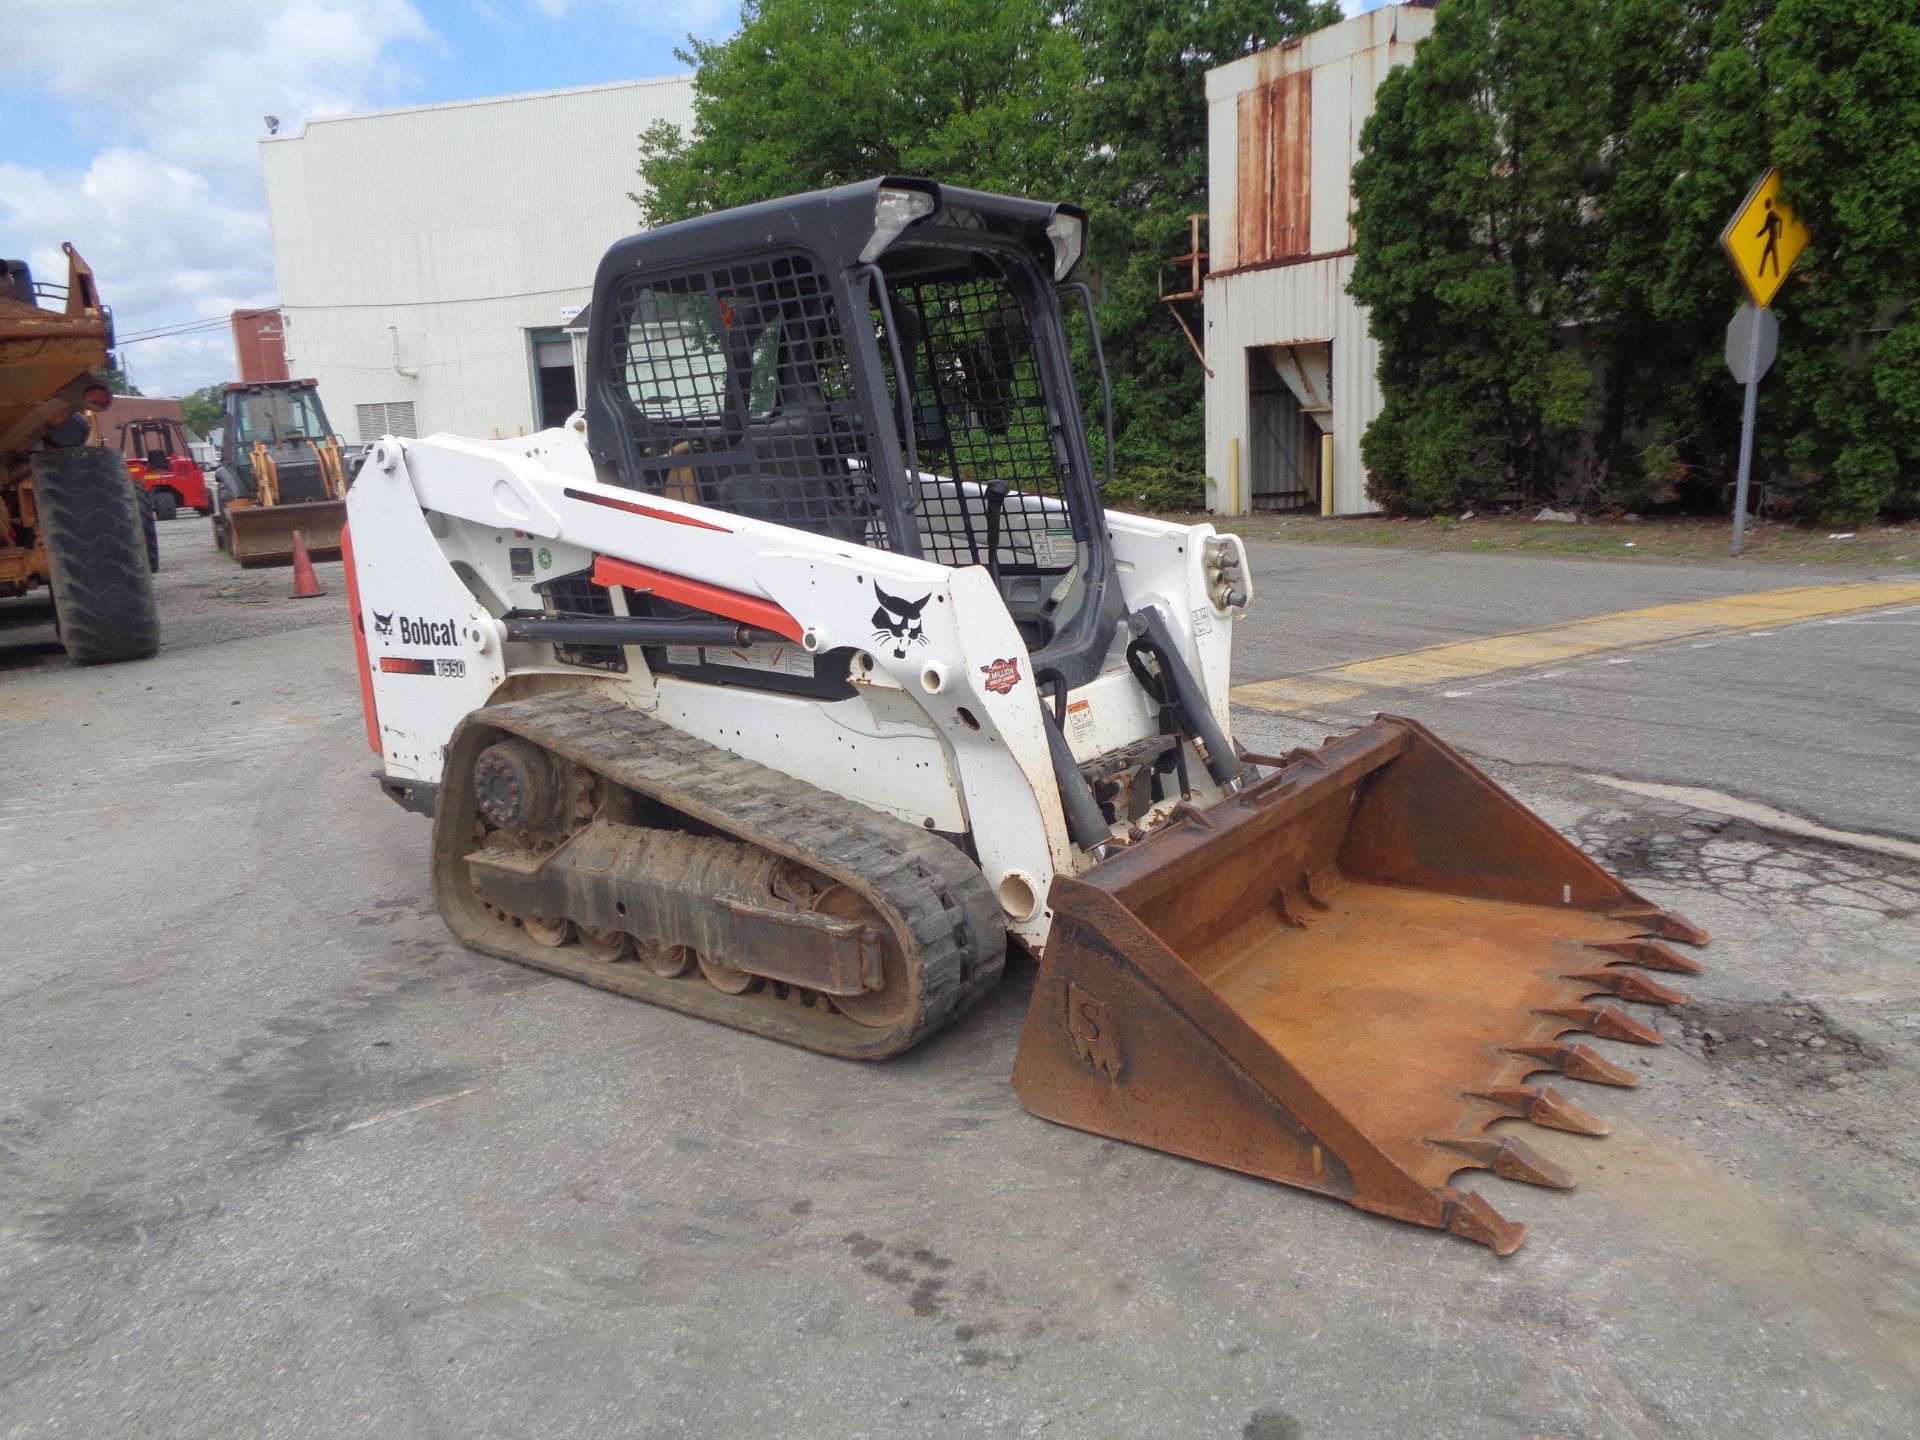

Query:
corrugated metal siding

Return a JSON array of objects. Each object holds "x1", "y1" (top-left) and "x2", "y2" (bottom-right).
[
  {"x1": 1310, "y1": 54, "x2": 1355, "y2": 255},
  {"x1": 1233, "y1": 88, "x2": 1266, "y2": 268},
  {"x1": 259, "y1": 77, "x2": 695, "y2": 442},
  {"x1": 231, "y1": 308, "x2": 288, "y2": 382},
  {"x1": 1236, "y1": 73, "x2": 1311, "y2": 265},
  {"x1": 1207, "y1": 257, "x2": 1379, "y2": 515},
  {"x1": 1202, "y1": 5, "x2": 1434, "y2": 515},
  {"x1": 1209, "y1": 82, "x2": 1241, "y2": 272}
]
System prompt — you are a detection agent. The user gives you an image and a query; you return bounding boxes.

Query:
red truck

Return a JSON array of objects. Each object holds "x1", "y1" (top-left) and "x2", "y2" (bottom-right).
[{"x1": 119, "y1": 416, "x2": 211, "y2": 519}]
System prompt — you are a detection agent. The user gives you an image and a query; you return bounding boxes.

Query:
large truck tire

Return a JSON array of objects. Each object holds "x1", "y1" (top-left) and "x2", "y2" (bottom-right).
[
  {"x1": 31, "y1": 447, "x2": 160, "y2": 665},
  {"x1": 140, "y1": 486, "x2": 160, "y2": 571}
]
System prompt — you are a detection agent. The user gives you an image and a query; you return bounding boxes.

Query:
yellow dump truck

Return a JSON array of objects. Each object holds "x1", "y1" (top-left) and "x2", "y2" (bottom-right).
[{"x1": 0, "y1": 244, "x2": 158, "y2": 665}]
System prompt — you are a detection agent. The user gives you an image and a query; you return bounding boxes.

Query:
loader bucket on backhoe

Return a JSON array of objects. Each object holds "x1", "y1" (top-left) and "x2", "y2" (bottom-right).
[
  {"x1": 225, "y1": 500, "x2": 346, "y2": 568},
  {"x1": 1011, "y1": 715, "x2": 1706, "y2": 1254}
]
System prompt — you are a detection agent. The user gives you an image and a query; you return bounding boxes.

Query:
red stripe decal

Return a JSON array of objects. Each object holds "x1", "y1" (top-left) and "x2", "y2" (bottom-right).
[
  {"x1": 592, "y1": 556, "x2": 805, "y2": 643},
  {"x1": 564, "y1": 485, "x2": 732, "y2": 532},
  {"x1": 341, "y1": 522, "x2": 382, "y2": 753},
  {"x1": 379, "y1": 656, "x2": 437, "y2": 676}
]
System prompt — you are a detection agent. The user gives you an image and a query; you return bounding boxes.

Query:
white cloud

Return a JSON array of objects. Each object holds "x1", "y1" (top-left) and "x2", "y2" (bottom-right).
[
  {"x1": 512, "y1": 0, "x2": 734, "y2": 36},
  {"x1": 2, "y1": 1, "x2": 435, "y2": 189},
  {"x1": 0, "y1": 1, "x2": 434, "y2": 396},
  {"x1": 0, "y1": 152, "x2": 271, "y2": 313},
  {"x1": 572, "y1": 0, "x2": 737, "y2": 43}
]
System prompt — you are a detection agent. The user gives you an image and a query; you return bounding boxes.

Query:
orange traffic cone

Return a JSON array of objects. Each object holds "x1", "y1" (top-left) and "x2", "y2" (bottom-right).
[{"x1": 290, "y1": 530, "x2": 325, "y2": 599}]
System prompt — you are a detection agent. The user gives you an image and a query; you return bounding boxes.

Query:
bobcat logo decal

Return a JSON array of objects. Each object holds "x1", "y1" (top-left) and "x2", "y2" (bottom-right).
[
  {"x1": 871, "y1": 583, "x2": 931, "y2": 660},
  {"x1": 372, "y1": 609, "x2": 394, "y2": 637}
]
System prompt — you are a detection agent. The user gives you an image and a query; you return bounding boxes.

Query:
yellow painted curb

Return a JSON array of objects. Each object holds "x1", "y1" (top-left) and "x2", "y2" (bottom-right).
[{"x1": 1233, "y1": 582, "x2": 1920, "y2": 713}]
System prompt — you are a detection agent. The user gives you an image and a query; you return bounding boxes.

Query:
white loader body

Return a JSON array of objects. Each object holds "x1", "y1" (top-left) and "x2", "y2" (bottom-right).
[{"x1": 347, "y1": 416, "x2": 1249, "y2": 953}]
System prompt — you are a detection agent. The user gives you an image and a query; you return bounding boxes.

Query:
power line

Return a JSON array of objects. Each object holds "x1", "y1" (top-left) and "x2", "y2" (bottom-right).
[
  {"x1": 284, "y1": 344, "x2": 535, "y2": 372},
  {"x1": 117, "y1": 317, "x2": 233, "y2": 345},
  {"x1": 281, "y1": 284, "x2": 590, "y2": 310}
]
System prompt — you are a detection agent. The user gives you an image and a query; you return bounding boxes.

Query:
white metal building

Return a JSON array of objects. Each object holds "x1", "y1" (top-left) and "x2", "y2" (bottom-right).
[
  {"x1": 1202, "y1": 4, "x2": 1433, "y2": 515},
  {"x1": 259, "y1": 76, "x2": 695, "y2": 445}
]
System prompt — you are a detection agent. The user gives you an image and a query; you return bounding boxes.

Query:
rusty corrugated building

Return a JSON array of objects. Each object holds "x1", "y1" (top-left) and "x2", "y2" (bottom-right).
[
  {"x1": 1202, "y1": 4, "x2": 1433, "y2": 515},
  {"x1": 230, "y1": 307, "x2": 289, "y2": 383}
]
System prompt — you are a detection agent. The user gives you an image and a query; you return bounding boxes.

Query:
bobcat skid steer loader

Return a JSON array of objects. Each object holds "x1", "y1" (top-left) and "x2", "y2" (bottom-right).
[{"x1": 346, "y1": 179, "x2": 1704, "y2": 1253}]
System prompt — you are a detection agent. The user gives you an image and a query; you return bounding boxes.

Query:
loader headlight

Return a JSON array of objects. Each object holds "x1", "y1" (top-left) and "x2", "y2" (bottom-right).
[
  {"x1": 859, "y1": 184, "x2": 937, "y2": 264},
  {"x1": 1046, "y1": 210, "x2": 1085, "y2": 280}
]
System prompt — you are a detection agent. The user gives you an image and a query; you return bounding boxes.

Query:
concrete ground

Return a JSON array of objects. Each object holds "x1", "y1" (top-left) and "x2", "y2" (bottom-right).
[{"x1": 1, "y1": 521, "x2": 1916, "y2": 1439}]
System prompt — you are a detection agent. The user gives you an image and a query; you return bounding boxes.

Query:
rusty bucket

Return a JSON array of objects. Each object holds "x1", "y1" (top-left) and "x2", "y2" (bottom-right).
[{"x1": 1010, "y1": 716, "x2": 1706, "y2": 1253}]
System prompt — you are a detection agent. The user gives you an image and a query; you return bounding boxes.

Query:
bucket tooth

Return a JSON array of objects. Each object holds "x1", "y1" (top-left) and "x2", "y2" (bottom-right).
[
  {"x1": 1511, "y1": 1041, "x2": 1640, "y2": 1088},
  {"x1": 1590, "y1": 937, "x2": 1703, "y2": 975},
  {"x1": 1541, "y1": 1002, "x2": 1666, "y2": 1046},
  {"x1": 1568, "y1": 969, "x2": 1687, "y2": 1007},
  {"x1": 1435, "y1": 1136, "x2": 1577, "y2": 1189},
  {"x1": 1445, "y1": 1192, "x2": 1527, "y2": 1255},
  {"x1": 1610, "y1": 905, "x2": 1709, "y2": 945},
  {"x1": 1470, "y1": 1085, "x2": 1610, "y2": 1136}
]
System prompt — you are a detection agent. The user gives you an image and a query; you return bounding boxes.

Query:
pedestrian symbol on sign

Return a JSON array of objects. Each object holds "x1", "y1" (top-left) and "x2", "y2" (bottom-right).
[{"x1": 1755, "y1": 200, "x2": 1782, "y2": 278}]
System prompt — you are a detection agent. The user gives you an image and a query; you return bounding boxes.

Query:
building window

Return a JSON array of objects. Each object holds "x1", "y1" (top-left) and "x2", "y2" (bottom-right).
[{"x1": 356, "y1": 400, "x2": 418, "y2": 441}]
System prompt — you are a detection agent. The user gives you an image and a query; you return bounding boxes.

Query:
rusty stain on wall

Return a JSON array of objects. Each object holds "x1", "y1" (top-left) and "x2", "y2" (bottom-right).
[{"x1": 1236, "y1": 73, "x2": 1311, "y2": 267}]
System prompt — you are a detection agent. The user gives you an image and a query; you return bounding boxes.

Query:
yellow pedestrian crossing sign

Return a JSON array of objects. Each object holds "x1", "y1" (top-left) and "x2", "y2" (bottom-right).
[{"x1": 1721, "y1": 168, "x2": 1809, "y2": 308}]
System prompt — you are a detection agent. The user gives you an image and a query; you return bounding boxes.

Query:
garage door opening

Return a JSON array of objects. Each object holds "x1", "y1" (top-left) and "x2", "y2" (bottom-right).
[
  {"x1": 531, "y1": 329, "x2": 578, "y2": 430},
  {"x1": 1248, "y1": 342, "x2": 1330, "y2": 512}
]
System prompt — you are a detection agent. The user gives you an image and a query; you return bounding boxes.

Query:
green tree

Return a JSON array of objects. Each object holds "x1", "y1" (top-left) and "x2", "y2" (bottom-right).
[
  {"x1": 1354, "y1": 0, "x2": 1920, "y2": 521},
  {"x1": 1599, "y1": 0, "x2": 1920, "y2": 522},
  {"x1": 1736, "y1": 0, "x2": 1920, "y2": 521},
  {"x1": 1587, "y1": 0, "x2": 1726, "y2": 508},
  {"x1": 636, "y1": 0, "x2": 1083, "y2": 225},
  {"x1": 99, "y1": 363, "x2": 141, "y2": 397},
  {"x1": 636, "y1": 0, "x2": 1339, "y2": 499},
  {"x1": 179, "y1": 383, "x2": 226, "y2": 438},
  {"x1": 1349, "y1": 0, "x2": 1615, "y2": 514}
]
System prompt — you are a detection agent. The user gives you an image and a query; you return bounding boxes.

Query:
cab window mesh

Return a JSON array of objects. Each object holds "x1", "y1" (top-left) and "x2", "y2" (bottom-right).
[
  {"x1": 605, "y1": 253, "x2": 887, "y2": 548},
  {"x1": 877, "y1": 271, "x2": 1076, "y2": 572}
]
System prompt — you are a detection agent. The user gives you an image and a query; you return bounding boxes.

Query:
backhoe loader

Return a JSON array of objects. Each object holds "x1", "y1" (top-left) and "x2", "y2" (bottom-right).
[
  {"x1": 212, "y1": 378, "x2": 349, "y2": 566},
  {"x1": 345, "y1": 179, "x2": 1704, "y2": 1253}
]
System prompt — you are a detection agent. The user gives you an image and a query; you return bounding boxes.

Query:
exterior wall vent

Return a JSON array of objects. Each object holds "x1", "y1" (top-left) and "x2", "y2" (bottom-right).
[{"x1": 356, "y1": 400, "x2": 418, "y2": 441}]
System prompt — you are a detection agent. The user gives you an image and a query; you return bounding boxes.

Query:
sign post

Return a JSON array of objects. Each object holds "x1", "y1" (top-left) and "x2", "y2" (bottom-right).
[
  {"x1": 1718, "y1": 169, "x2": 1809, "y2": 556},
  {"x1": 1724, "y1": 302, "x2": 1779, "y2": 557}
]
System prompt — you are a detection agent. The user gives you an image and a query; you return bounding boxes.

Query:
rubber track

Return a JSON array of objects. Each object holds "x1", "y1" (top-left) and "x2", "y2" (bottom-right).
[
  {"x1": 431, "y1": 691, "x2": 1008, "y2": 1059},
  {"x1": 30, "y1": 447, "x2": 159, "y2": 665}
]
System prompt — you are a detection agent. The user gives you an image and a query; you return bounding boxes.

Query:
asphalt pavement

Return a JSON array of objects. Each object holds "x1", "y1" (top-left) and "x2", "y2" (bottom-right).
[
  {"x1": 1, "y1": 521, "x2": 1915, "y2": 1439},
  {"x1": 1228, "y1": 541, "x2": 1920, "y2": 840}
]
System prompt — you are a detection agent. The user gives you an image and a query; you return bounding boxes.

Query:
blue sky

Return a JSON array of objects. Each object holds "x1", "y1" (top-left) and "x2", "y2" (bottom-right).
[{"x1": 2, "y1": 0, "x2": 1386, "y2": 397}]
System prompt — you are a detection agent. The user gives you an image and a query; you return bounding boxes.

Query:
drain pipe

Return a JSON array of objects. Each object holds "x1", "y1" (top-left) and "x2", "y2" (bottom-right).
[{"x1": 389, "y1": 326, "x2": 418, "y2": 379}]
